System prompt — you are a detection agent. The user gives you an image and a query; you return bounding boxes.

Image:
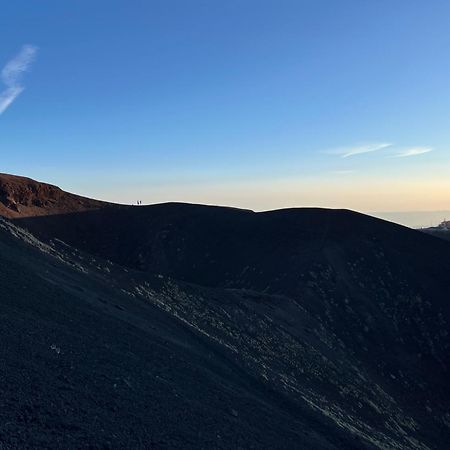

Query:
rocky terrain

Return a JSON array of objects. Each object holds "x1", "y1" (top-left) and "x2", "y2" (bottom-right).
[
  {"x1": 0, "y1": 173, "x2": 113, "y2": 218},
  {"x1": 1, "y1": 174, "x2": 450, "y2": 449}
]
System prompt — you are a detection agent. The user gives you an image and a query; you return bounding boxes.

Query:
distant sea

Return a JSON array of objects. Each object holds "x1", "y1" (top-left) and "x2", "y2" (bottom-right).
[{"x1": 368, "y1": 211, "x2": 450, "y2": 229}]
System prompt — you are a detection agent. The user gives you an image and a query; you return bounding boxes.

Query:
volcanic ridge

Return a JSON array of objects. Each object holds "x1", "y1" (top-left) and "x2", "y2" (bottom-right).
[{"x1": 1, "y1": 173, "x2": 450, "y2": 449}]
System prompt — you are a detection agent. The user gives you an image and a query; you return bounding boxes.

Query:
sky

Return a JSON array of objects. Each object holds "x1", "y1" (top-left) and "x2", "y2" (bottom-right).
[{"x1": 1, "y1": 0, "x2": 450, "y2": 222}]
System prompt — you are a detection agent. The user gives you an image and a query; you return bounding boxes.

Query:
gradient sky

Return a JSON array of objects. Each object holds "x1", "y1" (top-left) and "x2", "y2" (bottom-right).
[{"x1": 1, "y1": 0, "x2": 450, "y2": 216}]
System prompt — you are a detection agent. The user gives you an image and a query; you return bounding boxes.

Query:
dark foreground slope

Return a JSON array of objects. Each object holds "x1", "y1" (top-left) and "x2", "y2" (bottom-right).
[
  {"x1": 2, "y1": 217, "x2": 450, "y2": 449},
  {"x1": 1, "y1": 174, "x2": 450, "y2": 448},
  {"x1": 0, "y1": 219, "x2": 347, "y2": 449},
  {"x1": 12, "y1": 201, "x2": 450, "y2": 449}
]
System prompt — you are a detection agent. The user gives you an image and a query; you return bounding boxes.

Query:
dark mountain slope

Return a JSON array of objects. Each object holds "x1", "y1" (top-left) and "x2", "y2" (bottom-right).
[
  {"x1": 2, "y1": 174, "x2": 450, "y2": 448},
  {"x1": 14, "y1": 202, "x2": 450, "y2": 300},
  {"x1": 0, "y1": 218, "x2": 349, "y2": 449},
  {"x1": 13, "y1": 202, "x2": 450, "y2": 449},
  {"x1": 2, "y1": 215, "x2": 450, "y2": 449}
]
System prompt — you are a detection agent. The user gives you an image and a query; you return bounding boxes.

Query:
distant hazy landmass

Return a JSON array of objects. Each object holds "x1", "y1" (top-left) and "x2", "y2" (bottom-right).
[{"x1": 369, "y1": 210, "x2": 450, "y2": 229}]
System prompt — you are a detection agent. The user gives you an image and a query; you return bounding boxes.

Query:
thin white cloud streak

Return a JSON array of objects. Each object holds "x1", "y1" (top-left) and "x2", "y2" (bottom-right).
[
  {"x1": 326, "y1": 142, "x2": 392, "y2": 158},
  {"x1": 0, "y1": 86, "x2": 24, "y2": 114},
  {"x1": 0, "y1": 45, "x2": 38, "y2": 115},
  {"x1": 391, "y1": 147, "x2": 433, "y2": 158}
]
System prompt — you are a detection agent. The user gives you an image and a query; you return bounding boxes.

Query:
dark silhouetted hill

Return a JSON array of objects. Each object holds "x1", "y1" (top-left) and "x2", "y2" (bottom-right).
[{"x1": 2, "y1": 174, "x2": 450, "y2": 449}]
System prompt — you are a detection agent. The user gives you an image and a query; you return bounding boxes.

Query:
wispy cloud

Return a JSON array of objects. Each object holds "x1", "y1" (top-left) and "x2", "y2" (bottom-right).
[
  {"x1": 391, "y1": 147, "x2": 433, "y2": 158},
  {"x1": 0, "y1": 45, "x2": 38, "y2": 115},
  {"x1": 326, "y1": 142, "x2": 392, "y2": 158}
]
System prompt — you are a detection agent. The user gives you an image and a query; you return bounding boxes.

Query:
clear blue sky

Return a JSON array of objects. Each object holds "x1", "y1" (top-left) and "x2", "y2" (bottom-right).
[{"x1": 1, "y1": 0, "x2": 450, "y2": 213}]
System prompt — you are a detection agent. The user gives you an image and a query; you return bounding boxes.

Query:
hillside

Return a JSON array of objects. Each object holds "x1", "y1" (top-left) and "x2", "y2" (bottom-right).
[
  {"x1": 1, "y1": 174, "x2": 450, "y2": 449},
  {"x1": 0, "y1": 173, "x2": 114, "y2": 218},
  {"x1": 1, "y1": 218, "x2": 348, "y2": 449}
]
